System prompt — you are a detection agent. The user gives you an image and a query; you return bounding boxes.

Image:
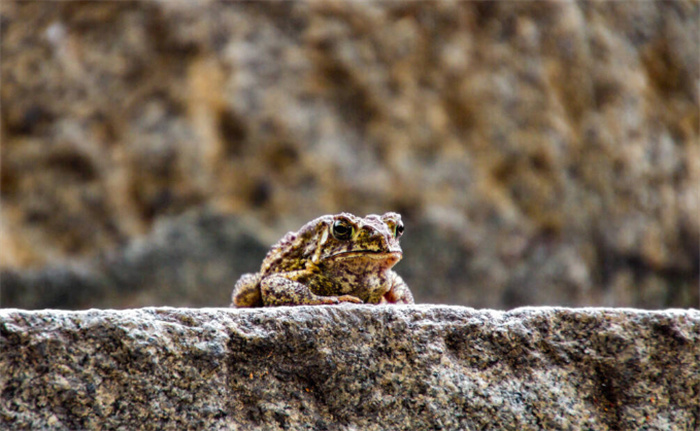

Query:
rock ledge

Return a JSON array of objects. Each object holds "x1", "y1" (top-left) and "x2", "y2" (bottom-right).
[{"x1": 1, "y1": 306, "x2": 698, "y2": 430}]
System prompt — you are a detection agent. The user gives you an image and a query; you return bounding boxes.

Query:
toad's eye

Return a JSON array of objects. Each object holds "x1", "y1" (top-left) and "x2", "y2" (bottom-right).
[
  {"x1": 332, "y1": 220, "x2": 353, "y2": 240},
  {"x1": 394, "y1": 222, "x2": 404, "y2": 238}
]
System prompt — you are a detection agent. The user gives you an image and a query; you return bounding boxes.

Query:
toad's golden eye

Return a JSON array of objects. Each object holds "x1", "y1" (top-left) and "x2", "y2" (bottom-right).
[
  {"x1": 332, "y1": 220, "x2": 353, "y2": 240},
  {"x1": 394, "y1": 221, "x2": 404, "y2": 238}
]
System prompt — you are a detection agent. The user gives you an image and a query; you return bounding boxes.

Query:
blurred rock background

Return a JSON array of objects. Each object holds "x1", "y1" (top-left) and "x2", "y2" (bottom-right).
[{"x1": 1, "y1": 1, "x2": 698, "y2": 309}]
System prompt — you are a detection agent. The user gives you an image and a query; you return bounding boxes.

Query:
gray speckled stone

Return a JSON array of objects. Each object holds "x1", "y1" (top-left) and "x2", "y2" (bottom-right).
[{"x1": 1, "y1": 306, "x2": 698, "y2": 430}]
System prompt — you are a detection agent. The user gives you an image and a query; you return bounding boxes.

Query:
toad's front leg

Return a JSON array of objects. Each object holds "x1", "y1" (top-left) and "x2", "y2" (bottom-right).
[
  {"x1": 381, "y1": 272, "x2": 414, "y2": 304},
  {"x1": 261, "y1": 273, "x2": 363, "y2": 306}
]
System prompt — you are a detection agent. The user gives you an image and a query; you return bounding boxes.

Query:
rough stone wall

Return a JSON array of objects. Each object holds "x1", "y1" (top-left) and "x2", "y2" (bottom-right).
[
  {"x1": 1, "y1": 1, "x2": 698, "y2": 309},
  {"x1": 1, "y1": 307, "x2": 698, "y2": 430}
]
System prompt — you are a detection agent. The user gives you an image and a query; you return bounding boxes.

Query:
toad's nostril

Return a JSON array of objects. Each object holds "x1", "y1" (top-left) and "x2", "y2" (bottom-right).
[{"x1": 364, "y1": 227, "x2": 387, "y2": 241}]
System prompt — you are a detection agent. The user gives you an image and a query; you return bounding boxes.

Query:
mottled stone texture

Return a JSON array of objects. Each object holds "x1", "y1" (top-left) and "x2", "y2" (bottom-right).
[
  {"x1": 1, "y1": 307, "x2": 698, "y2": 430},
  {"x1": 1, "y1": 1, "x2": 699, "y2": 309}
]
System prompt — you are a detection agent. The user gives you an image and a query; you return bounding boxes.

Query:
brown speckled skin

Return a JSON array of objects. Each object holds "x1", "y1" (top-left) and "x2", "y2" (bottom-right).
[{"x1": 231, "y1": 212, "x2": 414, "y2": 307}]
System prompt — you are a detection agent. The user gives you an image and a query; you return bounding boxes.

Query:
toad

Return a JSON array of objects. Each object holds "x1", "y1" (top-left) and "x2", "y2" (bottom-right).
[{"x1": 231, "y1": 212, "x2": 414, "y2": 307}]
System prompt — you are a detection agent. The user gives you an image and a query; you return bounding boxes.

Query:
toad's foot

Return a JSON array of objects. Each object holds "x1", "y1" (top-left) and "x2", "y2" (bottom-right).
[{"x1": 261, "y1": 274, "x2": 363, "y2": 306}]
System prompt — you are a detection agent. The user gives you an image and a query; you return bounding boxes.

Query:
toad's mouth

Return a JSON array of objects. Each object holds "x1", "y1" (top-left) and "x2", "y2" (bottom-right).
[{"x1": 328, "y1": 250, "x2": 402, "y2": 260}]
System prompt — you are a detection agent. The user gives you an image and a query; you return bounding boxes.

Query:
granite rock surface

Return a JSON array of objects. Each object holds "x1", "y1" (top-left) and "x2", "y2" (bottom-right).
[
  {"x1": 1, "y1": 1, "x2": 698, "y2": 309},
  {"x1": 1, "y1": 306, "x2": 698, "y2": 430}
]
